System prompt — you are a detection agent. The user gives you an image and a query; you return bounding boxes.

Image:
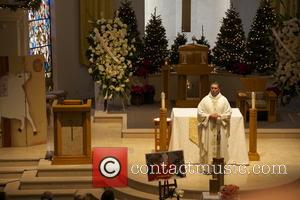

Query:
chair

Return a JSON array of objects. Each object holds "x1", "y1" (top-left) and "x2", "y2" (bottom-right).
[{"x1": 236, "y1": 77, "x2": 277, "y2": 122}]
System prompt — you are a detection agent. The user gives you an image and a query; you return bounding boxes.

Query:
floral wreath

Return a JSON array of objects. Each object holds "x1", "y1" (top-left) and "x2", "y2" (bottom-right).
[{"x1": 86, "y1": 17, "x2": 135, "y2": 100}]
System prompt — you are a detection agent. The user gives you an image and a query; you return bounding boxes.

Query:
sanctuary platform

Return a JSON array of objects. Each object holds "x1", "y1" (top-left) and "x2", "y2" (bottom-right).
[{"x1": 1, "y1": 111, "x2": 300, "y2": 199}]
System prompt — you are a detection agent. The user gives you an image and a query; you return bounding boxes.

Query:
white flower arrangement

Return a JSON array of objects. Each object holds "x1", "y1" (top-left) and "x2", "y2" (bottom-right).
[
  {"x1": 273, "y1": 18, "x2": 300, "y2": 99},
  {"x1": 173, "y1": 188, "x2": 184, "y2": 198},
  {"x1": 86, "y1": 17, "x2": 135, "y2": 100}
]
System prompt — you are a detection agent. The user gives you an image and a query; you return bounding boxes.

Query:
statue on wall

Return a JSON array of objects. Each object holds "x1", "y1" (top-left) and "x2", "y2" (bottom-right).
[{"x1": 0, "y1": 72, "x2": 37, "y2": 134}]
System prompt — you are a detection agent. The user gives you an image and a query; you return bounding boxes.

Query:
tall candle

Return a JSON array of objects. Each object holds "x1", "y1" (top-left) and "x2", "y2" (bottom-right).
[
  {"x1": 251, "y1": 92, "x2": 255, "y2": 109},
  {"x1": 161, "y1": 92, "x2": 165, "y2": 109}
]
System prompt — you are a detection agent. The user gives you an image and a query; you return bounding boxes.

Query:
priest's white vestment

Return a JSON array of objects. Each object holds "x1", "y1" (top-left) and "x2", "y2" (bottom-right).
[{"x1": 197, "y1": 92, "x2": 231, "y2": 164}]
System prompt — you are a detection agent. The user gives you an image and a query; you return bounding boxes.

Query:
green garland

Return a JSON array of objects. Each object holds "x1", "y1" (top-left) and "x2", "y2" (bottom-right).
[{"x1": 0, "y1": 0, "x2": 42, "y2": 11}]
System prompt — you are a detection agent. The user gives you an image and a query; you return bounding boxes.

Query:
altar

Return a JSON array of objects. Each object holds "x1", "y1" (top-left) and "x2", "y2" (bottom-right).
[{"x1": 169, "y1": 108, "x2": 249, "y2": 165}]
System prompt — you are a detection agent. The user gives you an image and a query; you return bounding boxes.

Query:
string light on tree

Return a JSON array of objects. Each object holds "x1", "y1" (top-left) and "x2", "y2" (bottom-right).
[
  {"x1": 143, "y1": 8, "x2": 168, "y2": 74},
  {"x1": 246, "y1": 0, "x2": 279, "y2": 74},
  {"x1": 212, "y1": 4, "x2": 247, "y2": 71}
]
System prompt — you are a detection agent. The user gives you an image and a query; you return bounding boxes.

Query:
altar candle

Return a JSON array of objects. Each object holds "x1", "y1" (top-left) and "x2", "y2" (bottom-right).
[
  {"x1": 251, "y1": 92, "x2": 255, "y2": 109},
  {"x1": 161, "y1": 92, "x2": 165, "y2": 109}
]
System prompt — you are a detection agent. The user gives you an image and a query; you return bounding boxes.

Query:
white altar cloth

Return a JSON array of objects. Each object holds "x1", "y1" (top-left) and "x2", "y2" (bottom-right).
[{"x1": 169, "y1": 108, "x2": 249, "y2": 165}]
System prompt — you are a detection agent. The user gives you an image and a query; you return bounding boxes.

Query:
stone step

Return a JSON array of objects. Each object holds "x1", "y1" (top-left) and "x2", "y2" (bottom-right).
[
  {"x1": 37, "y1": 162, "x2": 92, "y2": 177},
  {"x1": 0, "y1": 158, "x2": 40, "y2": 167},
  {"x1": 20, "y1": 170, "x2": 93, "y2": 190},
  {"x1": 114, "y1": 186, "x2": 157, "y2": 200},
  {"x1": 121, "y1": 128, "x2": 154, "y2": 138},
  {"x1": 5, "y1": 181, "x2": 102, "y2": 200},
  {"x1": 93, "y1": 112, "x2": 127, "y2": 126},
  {"x1": 128, "y1": 177, "x2": 203, "y2": 199},
  {"x1": 0, "y1": 179, "x2": 19, "y2": 186},
  {"x1": 32, "y1": 161, "x2": 203, "y2": 198},
  {"x1": 111, "y1": 186, "x2": 199, "y2": 200}
]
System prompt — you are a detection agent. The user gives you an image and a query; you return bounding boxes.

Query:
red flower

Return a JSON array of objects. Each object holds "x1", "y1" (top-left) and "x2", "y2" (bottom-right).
[
  {"x1": 135, "y1": 59, "x2": 151, "y2": 78},
  {"x1": 143, "y1": 84, "x2": 155, "y2": 94},
  {"x1": 232, "y1": 63, "x2": 251, "y2": 75},
  {"x1": 130, "y1": 85, "x2": 144, "y2": 95},
  {"x1": 220, "y1": 184, "x2": 239, "y2": 200}
]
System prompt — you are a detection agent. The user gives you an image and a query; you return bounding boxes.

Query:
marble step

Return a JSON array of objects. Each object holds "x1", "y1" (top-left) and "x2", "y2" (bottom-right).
[
  {"x1": 0, "y1": 179, "x2": 19, "y2": 186},
  {"x1": 5, "y1": 181, "x2": 102, "y2": 200},
  {"x1": 128, "y1": 177, "x2": 203, "y2": 199},
  {"x1": 0, "y1": 158, "x2": 39, "y2": 167},
  {"x1": 112, "y1": 186, "x2": 200, "y2": 200},
  {"x1": 37, "y1": 162, "x2": 92, "y2": 177},
  {"x1": 35, "y1": 160, "x2": 203, "y2": 198},
  {"x1": 121, "y1": 128, "x2": 154, "y2": 138},
  {"x1": 0, "y1": 166, "x2": 37, "y2": 178},
  {"x1": 93, "y1": 112, "x2": 126, "y2": 125},
  {"x1": 20, "y1": 170, "x2": 93, "y2": 190}
]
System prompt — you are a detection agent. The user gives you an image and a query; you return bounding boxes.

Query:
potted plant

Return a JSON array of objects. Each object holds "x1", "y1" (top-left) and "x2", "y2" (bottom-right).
[
  {"x1": 143, "y1": 84, "x2": 155, "y2": 104},
  {"x1": 130, "y1": 85, "x2": 144, "y2": 105}
]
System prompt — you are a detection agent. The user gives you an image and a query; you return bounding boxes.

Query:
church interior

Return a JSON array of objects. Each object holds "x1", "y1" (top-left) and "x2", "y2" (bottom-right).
[{"x1": 0, "y1": 0, "x2": 299, "y2": 200}]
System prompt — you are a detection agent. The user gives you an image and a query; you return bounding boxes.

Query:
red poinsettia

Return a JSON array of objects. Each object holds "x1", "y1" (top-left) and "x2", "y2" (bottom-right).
[
  {"x1": 232, "y1": 63, "x2": 251, "y2": 75},
  {"x1": 130, "y1": 85, "x2": 144, "y2": 95},
  {"x1": 135, "y1": 59, "x2": 150, "y2": 78},
  {"x1": 143, "y1": 84, "x2": 155, "y2": 94},
  {"x1": 220, "y1": 184, "x2": 239, "y2": 200}
]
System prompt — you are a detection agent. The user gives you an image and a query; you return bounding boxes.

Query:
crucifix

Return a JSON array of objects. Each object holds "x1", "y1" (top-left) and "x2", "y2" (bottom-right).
[{"x1": 182, "y1": 0, "x2": 191, "y2": 32}]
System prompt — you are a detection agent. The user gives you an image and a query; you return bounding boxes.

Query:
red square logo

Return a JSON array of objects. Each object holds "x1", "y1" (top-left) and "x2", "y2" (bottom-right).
[{"x1": 92, "y1": 147, "x2": 128, "y2": 187}]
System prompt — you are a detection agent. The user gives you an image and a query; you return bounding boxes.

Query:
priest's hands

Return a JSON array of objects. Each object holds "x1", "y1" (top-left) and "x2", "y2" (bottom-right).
[{"x1": 209, "y1": 113, "x2": 220, "y2": 121}]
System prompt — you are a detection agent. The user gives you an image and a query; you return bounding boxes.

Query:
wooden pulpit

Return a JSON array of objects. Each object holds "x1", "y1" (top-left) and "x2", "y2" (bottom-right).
[
  {"x1": 174, "y1": 44, "x2": 212, "y2": 107},
  {"x1": 52, "y1": 99, "x2": 92, "y2": 164}
]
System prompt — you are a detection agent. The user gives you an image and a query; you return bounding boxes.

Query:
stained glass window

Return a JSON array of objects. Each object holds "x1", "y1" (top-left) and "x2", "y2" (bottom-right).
[{"x1": 28, "y1": 0, "x2": 52, "y2": 79}]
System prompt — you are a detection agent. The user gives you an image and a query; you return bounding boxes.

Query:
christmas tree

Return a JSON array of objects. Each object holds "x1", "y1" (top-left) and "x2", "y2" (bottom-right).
[
  {"x1": 212, "y1": 5, "x2": 247, "y2": 70},
  {"x1": 169, "y1": 33, "x2": 187, "y2": 65},
  {"x1": 246, "y1": 0, "x2": 278, "y2": 74},
  {"x1": 196, "y1": 26, "x2": 212, "y2": 64},
  {"x1": 143, "y1": 9, "x2": 168, "y2": 73},
  {"x1": 117, "y1": 0, "x2": 143, "y2": 68}
]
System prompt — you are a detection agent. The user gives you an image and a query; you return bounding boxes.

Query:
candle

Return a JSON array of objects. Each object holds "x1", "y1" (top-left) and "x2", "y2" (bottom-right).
[
  {"x1": 161, "y1": 92, "x2": 165, "y2": 109},
  {"x1": 251, "y1": 92, "x2": 255, "y2": 109}
]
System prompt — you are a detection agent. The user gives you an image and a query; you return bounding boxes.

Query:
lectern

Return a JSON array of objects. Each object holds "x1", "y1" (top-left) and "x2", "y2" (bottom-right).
[{"x1": 52, "y1": 99, "x2": 92, "y2": 164}]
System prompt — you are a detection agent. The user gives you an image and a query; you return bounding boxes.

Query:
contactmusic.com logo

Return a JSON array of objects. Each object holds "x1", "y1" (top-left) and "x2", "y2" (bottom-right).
[{"x1": 93, "y1": 147, "x2": 128, "y2": 187}]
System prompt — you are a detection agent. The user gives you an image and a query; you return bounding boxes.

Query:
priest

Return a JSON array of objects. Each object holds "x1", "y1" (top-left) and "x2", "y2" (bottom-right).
[{"x1": 197, "y1": 82, "x2": 231, "y2": 164}]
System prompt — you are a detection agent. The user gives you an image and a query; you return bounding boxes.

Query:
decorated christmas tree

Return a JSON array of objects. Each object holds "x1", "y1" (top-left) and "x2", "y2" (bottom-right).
[
  {"x1": 143, "y1": 9, "x2": 168, "y2": 73},
  {"x1": 196, "y1": 26, "x2": 212, "y2": 64},
  {"x1": 169, "y1": 33, "x2": 187, "y2": 65},
  {"x1": 212, "y1": 5, "x2": 247, "y2": 70},
  {"x1": 246, "y1": 0, "x2": 278, "y2": 74},
  {"x1": 117, "y1": 0, "x2": 142, "y2": 67}
]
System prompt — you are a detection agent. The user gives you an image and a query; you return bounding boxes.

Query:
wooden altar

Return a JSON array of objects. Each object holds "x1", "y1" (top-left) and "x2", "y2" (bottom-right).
[
  {"x1": 174, "y1": 44, "x2": 212, "y2": 107},
  {"x1": 52, "y1": 99, "x2": 92, "y2": 164}
]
